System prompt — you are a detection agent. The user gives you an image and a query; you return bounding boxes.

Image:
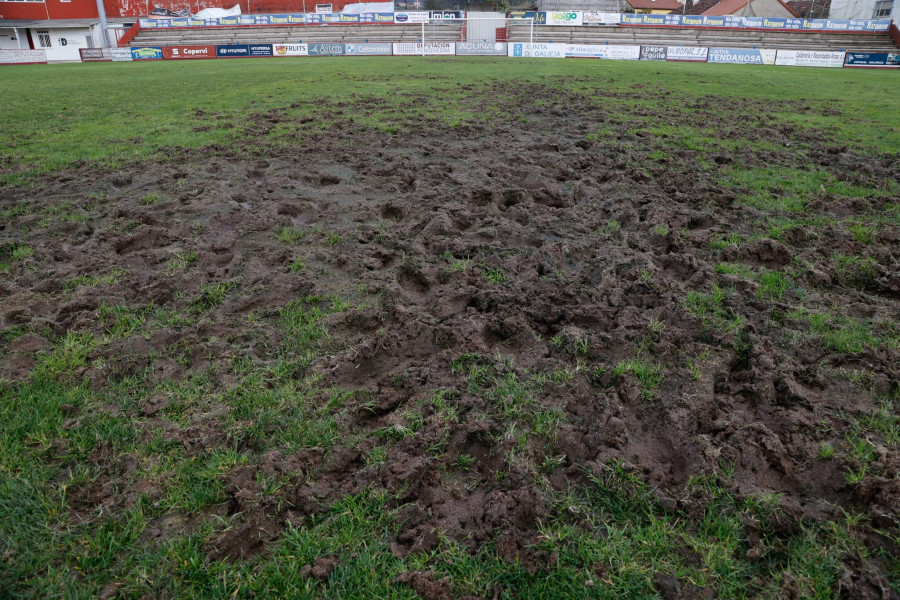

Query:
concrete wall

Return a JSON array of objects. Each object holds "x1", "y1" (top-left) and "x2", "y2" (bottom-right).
[
  {"x1": 30, "y1": 25, "x2": 97, "y2": 59},
  {"x1": 0, "y1": 27, "x2": 25, "y2": 48}
]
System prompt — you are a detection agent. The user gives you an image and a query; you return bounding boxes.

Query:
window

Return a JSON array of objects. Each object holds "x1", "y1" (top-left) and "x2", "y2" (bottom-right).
[
  {"x1": 873, "y1": 0, "x2": 893, "y2": 16},
  {"x1": 37, "y1": 31, "x2": 51, "y2": 47}
]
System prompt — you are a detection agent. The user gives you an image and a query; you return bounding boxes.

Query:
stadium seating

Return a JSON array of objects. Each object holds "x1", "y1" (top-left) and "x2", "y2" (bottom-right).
[
  {"x1": 128, "y1": 21, "x2": 895, "y2": 51},
  {"x1": 507, "y1": 24, "x2": 897, "y2": 51},
  {"x1": 130, "y1": 23, "x2": 463, "y2": 46}
]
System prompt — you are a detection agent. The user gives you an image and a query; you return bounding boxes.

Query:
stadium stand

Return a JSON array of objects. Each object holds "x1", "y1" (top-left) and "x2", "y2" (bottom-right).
[
  {"x1": 508, "y1": 24, "x2": 897, "y2": 50},
  {"x1": 129, "y1": 23, "x2": 464, "y2": 46},
  {"x1": 128, "y1": 21, "x2": 897, "y2": 51}
]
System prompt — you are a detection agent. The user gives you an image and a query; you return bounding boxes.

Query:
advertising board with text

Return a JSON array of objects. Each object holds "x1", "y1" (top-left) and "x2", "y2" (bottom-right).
[
  {"x1": 566, "y1": 44, "x2": 640, "y2": 59},
  {"x1": 162, "y1": 45, "x2": 216, "y2": 59}
]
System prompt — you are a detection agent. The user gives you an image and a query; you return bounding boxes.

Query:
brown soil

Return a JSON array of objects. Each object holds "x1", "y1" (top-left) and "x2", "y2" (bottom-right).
[{"x1": 1, "y1": 81, "x2": 899, "y2": 591}]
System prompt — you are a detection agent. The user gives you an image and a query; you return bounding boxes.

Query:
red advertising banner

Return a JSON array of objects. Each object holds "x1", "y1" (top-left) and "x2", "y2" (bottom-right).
[{"x1": 162, "y1": 45, "x2": 217, "y2": 59}]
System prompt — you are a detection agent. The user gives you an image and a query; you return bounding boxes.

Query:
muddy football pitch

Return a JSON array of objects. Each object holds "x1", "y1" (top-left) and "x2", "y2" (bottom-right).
[{"x1": 1, "y1": 58, "x2": 899, "y2": 598}]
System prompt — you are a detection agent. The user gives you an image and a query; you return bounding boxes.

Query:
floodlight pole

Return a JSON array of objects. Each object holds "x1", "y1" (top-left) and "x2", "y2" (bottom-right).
[{"x1": 94, "y1": 0, "x2": 110, "y2": 47}]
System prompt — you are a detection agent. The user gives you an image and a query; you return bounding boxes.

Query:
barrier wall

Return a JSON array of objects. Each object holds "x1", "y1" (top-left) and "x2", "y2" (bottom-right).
[
  {"x1": 0, "y1": 49, "x2": 48, "y2": 64},
  {"x1": 70, "y1": 42, "x2": 900, "y2": 70}
]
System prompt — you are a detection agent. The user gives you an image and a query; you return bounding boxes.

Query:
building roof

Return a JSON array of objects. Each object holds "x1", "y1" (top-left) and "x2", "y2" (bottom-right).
[
  {"x1": 784, "y1": 0, "x2": 830, "y2": 16},
  {"x1": 0, "y1": 19, "x2": 101, "y2": 28},
  {"x1": 684, "y1": 0, "x2": 720, "y2": 14},
  {"x1": 626, "y1": 0, "x2": 684, "y2": 9},
  {"x1": 700, "y1": 0, "x2": 799, "y2": 16}
]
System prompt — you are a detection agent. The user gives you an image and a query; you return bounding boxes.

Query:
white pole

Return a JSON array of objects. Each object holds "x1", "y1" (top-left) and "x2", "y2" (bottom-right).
[
  {"x1": 530, "y1": 17, "x2": 533, "y2": 44},
  {"x1": 94, "y1": 0, "x2": 110, "y2": 48},
  {"x1": 421, "y1": 20, "x2": 425, "y2": 56}
]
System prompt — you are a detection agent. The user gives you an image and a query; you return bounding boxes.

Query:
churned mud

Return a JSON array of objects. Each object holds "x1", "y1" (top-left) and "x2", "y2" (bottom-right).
[{"x1": 2, "y1": 79, "x2": 899, "y2": 595}]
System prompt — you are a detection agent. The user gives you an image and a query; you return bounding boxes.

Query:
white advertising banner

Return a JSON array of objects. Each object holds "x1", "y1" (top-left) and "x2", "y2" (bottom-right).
[
  {"x1": 508, "y1": 42, "x2": 567, "y2": 58},
  {"x1": 110, "y1": 48, "x2": 134, "y2": 61},
  {"x1": 392, "y1": 42, "x2": 455, "y2": 55},
  {"x1": 774, "y1": 50, "x2": 845, "y2": 67},
  {"x1": 0, "y1": 49, "x2": 47, "y2": 64},
  {"x1": 565, "y1": 44, "x2": 640, "y2": 59},
  {"x1": 583, "y1": 12, "x2": 621, "y2": 25},
  {"x1": 707, "y1": 47, "x2": 776, "y2": 64},
  {"x1": 273, "y1": 43, "x2": 309, "y2": 56},
  {"x1": 666, "y1": 46, "x2": 709, "y2": 62},
  {"x1": 546, "y1": 11, "x2": 583, "y2": 26},
  {"x1": 456, "y1": 42, "x2": 508, "y2": 56},
  {"x1": 393, "y1": 11, "x2": 430, "y2": 23}
]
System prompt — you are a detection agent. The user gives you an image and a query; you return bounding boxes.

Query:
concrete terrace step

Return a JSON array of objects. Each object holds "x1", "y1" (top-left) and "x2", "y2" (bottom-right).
[
  {"x1": 131, "y1": 23, "x2": 462, "y2": 46},
  {"x1": 129, "y1": 22, "x2": 892, "y2": 51}
]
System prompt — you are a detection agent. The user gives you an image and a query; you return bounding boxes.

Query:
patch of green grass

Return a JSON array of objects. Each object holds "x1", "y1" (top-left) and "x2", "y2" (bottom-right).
[
  {"x1": 647, "y1": 124, "x2": 719, "y2": 152},
  {"x1": 833, "y1": 253, "x2": 878, "y2": 289},
  {"x1": 98, "y1": 303, "x2": 152, "y2": 339},
  {"x1": 33, "y1": 332, "x2": 98, "y2": 379},
  {"x1": 684, "y1": 286, "x2": 743, "y2": 335},
  {"x1": 165, "y1": 249, "x2": 198, "y2": 274},
  {"x1": 289, "y1": 257, "x2": 305, "y2": 272},
  {"x1": 443, "y1": 253, "x2": 470, "y2": 273},
  {"x1": 609, "y1": 358, "x2": 663, "y2": 399},
  {"x1": 139, "y1": 192, "x2": 162, "y2": 205},
  {"x1": 63, "y1": 269, "x2": 125, "y2": 292},
  {"x1": 848, "y1": 221, "x2": 874, "y2": 244},
  {"x1": 757, "y1": 270, "x2": 790, "y2": 300},
  {"x1": 789, "y1": 308, "x2": 891, "y2": 354},
  {"x1": 276, "y1": 225, "x2": 305, "y2": 246},
  {"x1": 188, "y1": 280, "x2": 236, "y2": 313},
  {"x1": 715, "y1": 262, "x2": 756, "y2": 279},
  {"x1": 710, "y1": 233, "x2": 744, "y2": 251},
  {"x1": 597, "y1": 219, "x2": 621, "y2": 238},
  {"x1": 722, "y1": 166, "x2": 892, "y2": 214},
  {"x1": 0, "y1": 243, "x2": 34, "y2": 273},
  {"x1": 483, "y1": 268, "x2": 507, "y2": 284}
]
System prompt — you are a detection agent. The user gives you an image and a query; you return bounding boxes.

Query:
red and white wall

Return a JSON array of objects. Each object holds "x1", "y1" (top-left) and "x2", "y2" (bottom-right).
[{"x1": 0, "y1": 0, "x2": 354, "y2": 20}]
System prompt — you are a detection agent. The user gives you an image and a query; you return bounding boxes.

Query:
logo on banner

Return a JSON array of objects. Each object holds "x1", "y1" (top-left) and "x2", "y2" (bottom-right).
[
  {"x1": 131, "y1": 47, "x2": 162, "y2": 59},
  {"x1": 308, "y1": 43, "x2": 344, "y2": 56},
  {"x1": 396, "y1": 13, "x2": 408, "y2": 21},
  {"x1": 273, "y1": 44, "x2": 308, "y2": 56},
  {"x1": 640, "y1": 46, "x2": 667, "y2": 61},
  {"x1": 248, "y1": 44, "x2": 273, "y2": 56}
]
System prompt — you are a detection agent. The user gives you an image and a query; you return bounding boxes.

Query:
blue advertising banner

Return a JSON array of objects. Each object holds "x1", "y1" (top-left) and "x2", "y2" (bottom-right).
[
  {"x1": 131, "y1": 46, "x2": 162, "y2": 60},
  {"x1": 844, "y1": 52, "x2": 900, "y2": 67},
  {"x1": 266, "y1": 14, "x2": 307, "y2": 24},
  {"x1": 615, "y1": 13, "x2": 890, "y2": 31},
  {"x1": 216, "y1": 44, "x2": 250, "y2": 57},
  {"x1": 135, "y1": 13, "x2": 892, "y2": 32},
  {"x1": 248, "y1": 44, "x2": 273, "y2": 56},
  {"x1": 363, "y1": 12, "x2": 395, "y2": 23},
  {"x1": 708, "y1": 47, "x2": 776, "y2": 64}
]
